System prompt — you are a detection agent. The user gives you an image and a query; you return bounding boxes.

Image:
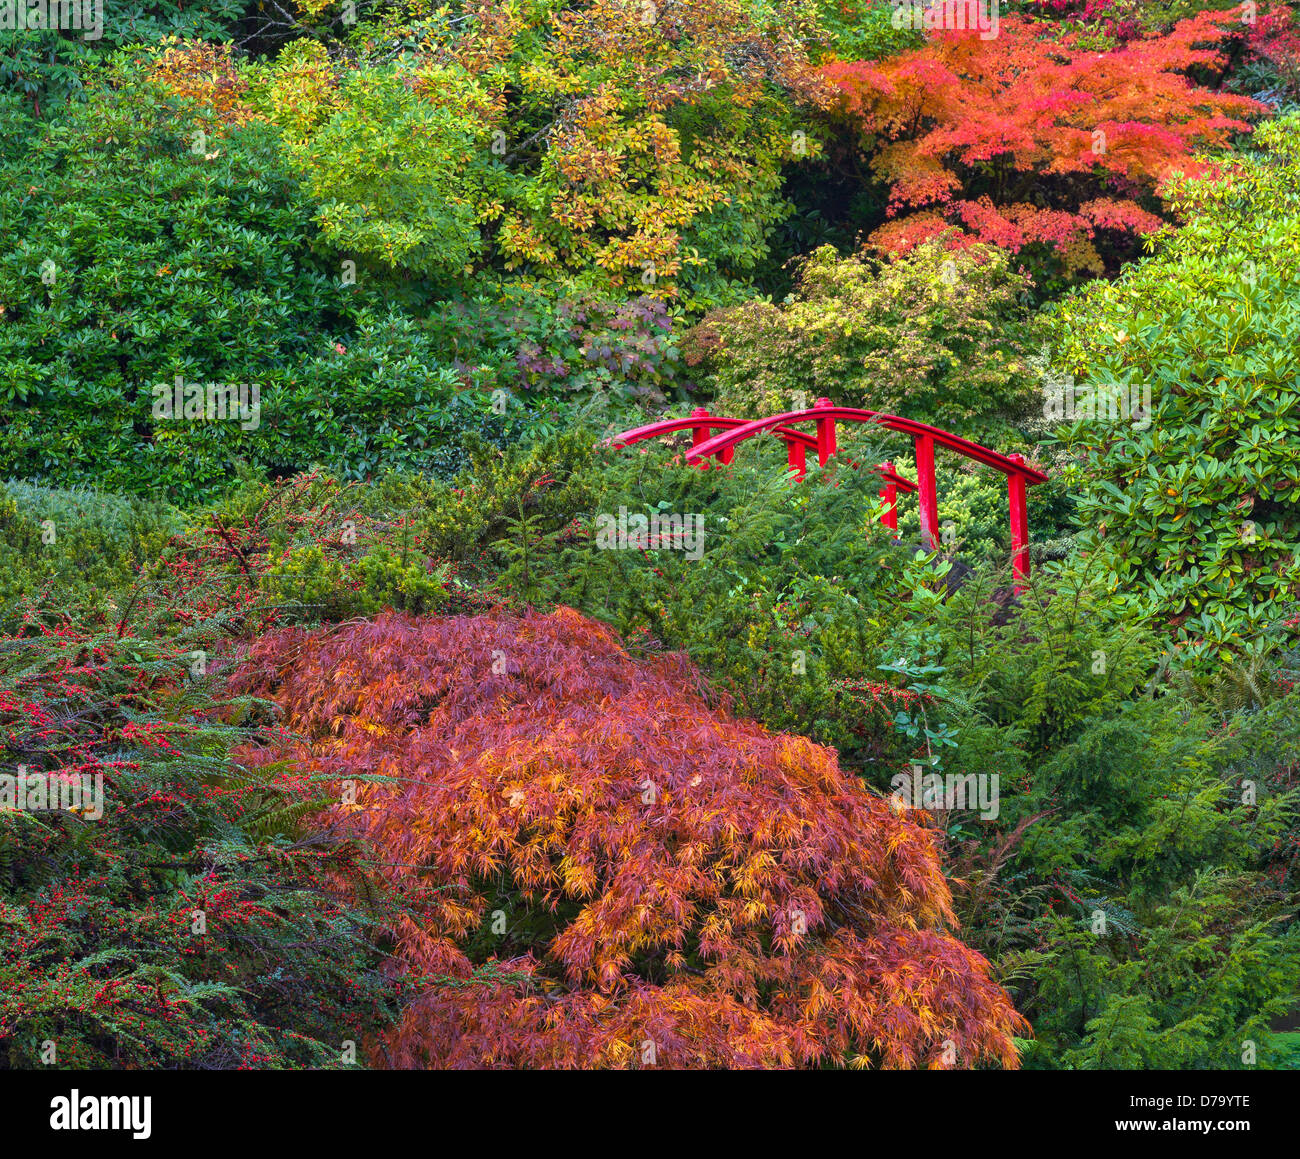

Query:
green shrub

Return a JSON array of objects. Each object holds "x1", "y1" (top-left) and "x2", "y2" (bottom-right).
[
  {"x1": 1012, "y1": 690, "x2": 1300, "y2": 1068},
  {"x1": 0, "y1": 79, "x2": 357, "y2": 500},
  {"x1": 258, "y1": 55, "x2": 497, "y2": 279},
  {"x1": 889, "y1": 454, "x2": 1077, "y2": 565},
  {"x1": 267, "y1": 309, "x2": 541, "y2": 483},
  {"x1": 0, "y1": 79, "x2": 563, "y2": 500},
  {"x1": 421, "y1": 287, "x2": 690, "y2": 404},
  {"x1": 0, "y1": 481, "x2": 184, "y2": 616},
  {"x1": 684, "y1": 240, "x2": 1043, "y2": 431},
  {"x1": 264, "y1": 542, "x2": 449, "y2": 621},
  {"x1": 910, "y1": 563, "x2": 1299, "y2": 1069},
  {"x1": 1048, "y1": 113, "x2": 1300, "y2": 668},
  {"x1": 812, "y1": 0, "x2": 925, "y2": 59},
  {"x1": 352, "y1": 544, "x2": 449, "y2": 617},
  {"x1": 162, "y1": 469, "x2": 460, "y2": 628}
]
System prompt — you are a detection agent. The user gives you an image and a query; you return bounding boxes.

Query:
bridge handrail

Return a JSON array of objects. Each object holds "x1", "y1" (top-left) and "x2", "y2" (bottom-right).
[
  {"x1": 685, "y1": 406, "x2": 1048, "y2": 483},
  {"x1": 609, "y1": 414, "x2": 819, "y2": 452},
  {"x1": 608, "y1": 415, "x2": 918, "y2": 493},
  {"x1": 607, "y1": 399, "x2": 1046, "y2": 592}
]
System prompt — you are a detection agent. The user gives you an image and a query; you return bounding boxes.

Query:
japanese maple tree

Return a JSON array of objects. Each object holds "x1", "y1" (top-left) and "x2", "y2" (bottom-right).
[
  {"x1": 233, "y1": 607, "x2": 1029, "y2": 1068},
  {"x1": 822, "y1": 10, "x2": 1264, "y2": 276}
]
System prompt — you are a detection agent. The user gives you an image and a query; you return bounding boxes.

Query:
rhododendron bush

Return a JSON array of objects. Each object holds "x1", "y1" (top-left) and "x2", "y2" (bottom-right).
[
  {"x1": 1048, "y1": 112, "x2": 1300, "y2": 666},
  {"x1": 233, "y1": 608, "x2": 1029, "y2": 1069},
  {"x1": 823, "y1": 11, "x2": 1264, "y2": 277}
]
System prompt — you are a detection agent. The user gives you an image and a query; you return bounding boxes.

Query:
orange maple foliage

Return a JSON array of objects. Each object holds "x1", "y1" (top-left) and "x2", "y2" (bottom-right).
[
  {"x1": 146, "y1": 36, "x2": 254, "y2": 128},
  {"x1": 233, "y1": 607, "x2": 1029, "y2": 1069},
  {"x1": 823, "y1": 11, "x2": 1265, "y2": 272}
]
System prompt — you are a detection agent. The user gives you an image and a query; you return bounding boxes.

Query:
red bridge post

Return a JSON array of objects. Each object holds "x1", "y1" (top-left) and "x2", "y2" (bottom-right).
[
  {"x1": 879, "y1": 460, "x2": 899, "y2": 531},
  {"x1": 1009, "y1": 453, "x2": 1030, "y2": 594},
  {"x1": 787, "y1": 438, "x2": 806, "y2": 481},
  {"x1": 690, "y1": 408, "x2": 733, "y2": 468},
  {"x1": 814, "y1": 397, "x2": 837, "y2": 466},
  {"x1": 914, "y1": 433, "x2": 939, "y2": 549}
]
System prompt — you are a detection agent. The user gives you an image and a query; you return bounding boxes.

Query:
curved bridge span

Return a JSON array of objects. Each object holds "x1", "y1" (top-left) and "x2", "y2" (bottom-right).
[{"x1": 610, "y1": 397, "x2": 1049, "y2": 590}]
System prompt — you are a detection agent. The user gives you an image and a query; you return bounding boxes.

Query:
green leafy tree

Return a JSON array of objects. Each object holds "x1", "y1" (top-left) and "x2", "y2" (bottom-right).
[{"x1": 249, "y1": 46, "x2": 500, "y2": 278}]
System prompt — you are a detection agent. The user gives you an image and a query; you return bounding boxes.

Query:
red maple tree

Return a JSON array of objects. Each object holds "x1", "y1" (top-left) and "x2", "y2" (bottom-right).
[
  {"x1": 233, "y1": 607, "x2": 1029, "y2": 1068},
  {"x1": 823, "y1": 11, "x2": 1265, "y2": 274}
]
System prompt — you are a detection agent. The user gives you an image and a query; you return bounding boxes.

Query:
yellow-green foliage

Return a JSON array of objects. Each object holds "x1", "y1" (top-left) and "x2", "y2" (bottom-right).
[
  {"x1": 263, "y1": 543, "x2": 449, "y2": 622},
  {"x1": 353, "y1": 545, "x2": 449, "y2": 617},
  {"x1": 249, "y1": 52, "x2": 498, "y2": 276},
  {"x1": 685, "y1": 240, "x2": 1042, "y2": 430},
  {"x1": 0, "y1": 482, "x2": 184, "y2": 617}
]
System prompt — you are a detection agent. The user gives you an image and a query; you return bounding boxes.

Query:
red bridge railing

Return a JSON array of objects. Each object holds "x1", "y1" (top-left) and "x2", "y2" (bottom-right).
[{"x1": 610, "y1": 397, "x2": 1048, "y2": 589}]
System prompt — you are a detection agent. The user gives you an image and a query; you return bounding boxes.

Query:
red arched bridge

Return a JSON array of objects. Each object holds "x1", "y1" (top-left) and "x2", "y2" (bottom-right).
[{"x1": 610, "y1": 397, "x2": 1049, "y2": 590}]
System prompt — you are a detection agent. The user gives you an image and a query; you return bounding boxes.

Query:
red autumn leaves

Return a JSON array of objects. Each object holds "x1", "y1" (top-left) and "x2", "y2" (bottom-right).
[
  {"x1": 233, "y1": 607, "x2": 1028, "y2": 1068},
  {"x1": 823, "y1": 11, "x2": 1265, "y2": 273}
]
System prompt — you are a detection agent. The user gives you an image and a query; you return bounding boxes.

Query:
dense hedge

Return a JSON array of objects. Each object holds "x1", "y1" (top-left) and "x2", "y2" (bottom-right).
[
  {"x1": 1050, "y1": 114, "x2": 1300, "y2": 666},
  {"x1": 0, "y1": 84, "x2": 544, "y2": 502}
]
